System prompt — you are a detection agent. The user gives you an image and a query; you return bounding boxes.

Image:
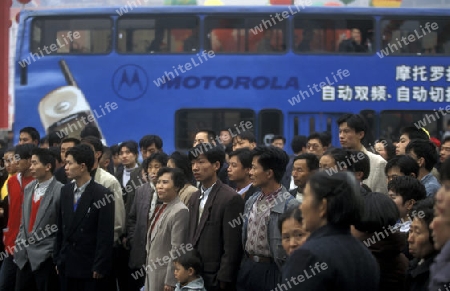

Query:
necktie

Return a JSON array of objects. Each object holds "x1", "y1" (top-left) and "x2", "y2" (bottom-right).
[
  {"x1": 149, "y1": 204, "x2": 167, "y2": 234},
  {"x1": 73, "y1": 189, "x2": 81, "y2": 211}
]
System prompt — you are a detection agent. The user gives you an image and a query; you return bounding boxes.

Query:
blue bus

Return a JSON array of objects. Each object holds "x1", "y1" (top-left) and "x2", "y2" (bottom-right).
[{"x1": 14, "y1": 6, "x2": 450, "y2": 153}]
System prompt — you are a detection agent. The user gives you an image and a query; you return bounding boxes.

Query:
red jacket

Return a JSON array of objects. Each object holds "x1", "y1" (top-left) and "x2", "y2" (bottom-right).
[{"x1": 4, "y1": 173, "x2": 34, "y2": 254}]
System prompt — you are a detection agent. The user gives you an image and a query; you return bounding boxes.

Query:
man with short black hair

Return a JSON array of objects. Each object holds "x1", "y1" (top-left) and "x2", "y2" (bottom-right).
[
  {"x1": 228, "y1": 148, "x2": 257, "y2": 202},
  {"x1": 306, "y1": 132, "x2": 329, "y2": 158},
  {"x1": 440, "y1": 136, "x2": 450, "y2": 164},
  {"x1": 15, "y1": 148, "x2": 63, "y2": 291},
  {"x1": 405, "y1": 139, "x2": 440, "y2": 196},
  {"x1": 385, "y1": 155, "x2": 419, "y2": 183},
  {"x1": 187, "y1": 144, "x2": 244, "y2": 291},
  {"x1": 271, "y1": 135, "x2": 285, "y2": 150},
  {"x1": 232, "y1": 132, "x2": 257, "y2": 151},
  {"x1": 337, "y1": 113, "x2": 387, "y2": 193},
  {"x1": 19, "y1": 127, "x2": 40, "y2": 146},
  {"x1": 396, "y1": 126, "x2": 429, "y2": 156},
  {"x1": 290, "y1": 153, "x2": 319, "y2": 202},
  {"x1": 54, "y1": 138, "x2": 80, "y2": 185},
  {"x1": 237, "y1": 146, "x2": 299, "y2": 291},
  {"x1": 139, "y1": 135, "x2": 163, "y2": 160},
  {"x1": 54, "y1": 144, "x2": 114, "y2": 291}
]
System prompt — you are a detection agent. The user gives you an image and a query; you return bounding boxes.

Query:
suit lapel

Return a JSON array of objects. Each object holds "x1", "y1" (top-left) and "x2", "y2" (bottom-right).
[
  {"x1": 194, "y1": 182, "x2": 220, "y2": 244},
  {"x1": 32, "y1": 179, "x2": 56, "y2": 232},
  {"x1": 66, "y1": 181, "x2": 95, "y2": 237},
  {"x1": 150, "y1": 197, "x2": 179, "y2": 242},
  {"x1": 23, "y1": 180, "x2": 37, "y2": 234}
]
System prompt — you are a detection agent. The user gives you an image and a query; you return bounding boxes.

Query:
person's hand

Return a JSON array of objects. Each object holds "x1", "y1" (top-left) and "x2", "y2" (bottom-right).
[
  {"x1": 163, "y1": 284, "x2": 174, "y2": 291},
  {"x1": 93, "y1": 272, "x2": 104, "y2": 279}
]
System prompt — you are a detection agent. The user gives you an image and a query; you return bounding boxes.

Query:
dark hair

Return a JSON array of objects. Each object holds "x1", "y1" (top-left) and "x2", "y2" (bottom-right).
[
  {"x1": 442, "y1": 135, "x2": 450, "y2": 145},
  {"x1": 405, "y1": 139, "x2": 438, "y2": 171},
  {"x1": 48, "y1": 146, "x2": 62, "y2": 164},
  {"x1": 322, "y1": 148, "x2": 350, "y2": 170},
  {"x1": 102, "y1": 146, "x2": 112, "y2": 160},
  {"x1": 66, "y1": 144, "x2": 95, "y2": 172},
  {"x1": 228, "y1": 148, "x2": 252, "y2": 169},
  {"x1": 81, "y1": 136, "x2": 104, "y2": 153},
  {"x1": 61, "y1": 137, "x2": 81, "y2": 146},
  {"x1": 40, "y1": 136, "x2": 48, "y2": 145},
  {"x1": 251, "y1": 146, "x2": 289, "y2": 183},
  {"x1": 291, "y1": 135, "x2": 307, "y2": 154},
  {"x1": 119, "y1": 140, "x2": 139, "y2": 156},
  {"x1": 400, "y1": 126, "x2": 429, "y2": 141},
  {"x1": 321, "y1": 132, "x2": 332, "y2": 147},
  {"x1": 139, "y1": 135, "x2": 163, "y2": 150},
  {"x1": 272, "y1": 135, "x2": 286, "y2": 144},
  {"x1": 337, "y1": 114, "x2": 367, "y2": 134},
  {"x1": 48, "y1": 131, "x2": 63, "y2": 147},
  {"x1": 440, "y1": 157, "x2": 450, "y2": 181},
  {"x1": 374, "y1": 139, "x2": 396, "y2": 161},
  {"x1": 188, "y1": 143, "x2": 225, "y2": 173},
  {"x1": 348, "y1": 151, "x2": 370, "y2": 180},
  {"x1": 15, "y1": 144, "x2": 37, "y2": 160},
  {"x1": 169, "y1": 151, "x2": 193, "y2": 183},
  {"x1": 143, "y1": 152, "x2": 169, "y2": 174},
  {"x1": 196, "y1": 130, "x2": 216, "y2": 144},
  {"x1": 19, "y1": 127, "x2": 40, "y2": 143},
  {"x1": 80, "y1": 125, "x2": 101, "y2": 139},
  {"x1": 354, "y1": 192, "x2": 400, "y2": 233},
  {"x1": 278, "y1": 206, "x2": 303, "y2": 233},
  {"x1": 156, "y1": 167, "x2": 186, "y2": 192},
  {"x1": 31, "y1": 147, "x2": 56, "y2": 173},
  {"x1": 388, "y1": 176, "x2": 427, "y2": 204},
  {"x1": 308, "y1": 171, "x2": 363, "y2": 227},
  {"x1": 110, "y1": 144, "x2": 120, "y2": 156},
  {"x1": 307, "y1": 132, "x2": 328, "y2": 147},
  {"x1": 384, "y1": 155, "x2": 419, "y2": 177},
  {"x1": 173, "y1": 249, "x2": 203, "y2": 277},
  {"x1": 232, "y1": 131, "x2": 256, "y2": 143},
  {"x1": 411, "y1": 197, "x2": 435, "y2": 229},
  {"x1": 293, "y1": 153, "x2": 319, "y2": 172}
]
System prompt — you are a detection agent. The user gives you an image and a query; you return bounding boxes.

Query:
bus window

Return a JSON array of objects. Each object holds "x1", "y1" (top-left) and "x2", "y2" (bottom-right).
[
  {"x1": 31, "y1": 18, "x2": 112, "y2": 54},
  {"x1": 205, "y1": 16, "x2": 286, "y2": 53},
  {"x1": 175, "y1": 109, "x2": 255, "y2": 150},
  {"x1": 293, "y1": 17, "x2": 374, "y2": 53},
  {"x1": 117, "y1": 16, "x2": 199, "y2": 54},
  {"x1": 380, "y1": 18, "x2": 450, "y2": 55},
  {"x1": 380, "y1": 111, "x2": 443, "y2": 142},
  {"x1": 259, "y1": 110, "x2": 283, "y2": 146}
]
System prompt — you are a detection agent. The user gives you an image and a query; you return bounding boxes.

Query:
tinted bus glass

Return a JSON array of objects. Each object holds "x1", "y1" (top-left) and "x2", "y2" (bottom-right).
[
  {"x1": 293, "y1": 17, "x2": 374, "y2": 53},
  {"x1": 31, "y1": 18, "x2": 112, "y2": 54},
  {"x1": 117, "y1": 16, "x2": 199, "y2": 53},
  {"x1": 205, "y1": 16, "x2": 286, "y2": 53},
  {"x1": 380, "y1": 18, "x2": 450, "y2": 55}
]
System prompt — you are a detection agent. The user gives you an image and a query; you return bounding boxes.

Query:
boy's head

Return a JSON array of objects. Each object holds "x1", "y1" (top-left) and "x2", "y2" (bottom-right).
[
  {"x1": 232, "y1": 131, "x2": 256, "y2": 150},
  {"x1": 15, "y1": 144, "x2": 37, "y2": 174},
  {"x1": 388, "y1": 176, "x2": 427, "y2": 220},
  {"x1": 405, "y1": 139, "x2": 438, "y2": 172},
  {"x1": 174, "y1": 250, "x2": 203, "y2": 285},
  {"x1": 396, "y1": 126, "x2": 429, "y2": 155},
  {"x1": 385, "y1": 155, "x2": 419, "y2": 183}
]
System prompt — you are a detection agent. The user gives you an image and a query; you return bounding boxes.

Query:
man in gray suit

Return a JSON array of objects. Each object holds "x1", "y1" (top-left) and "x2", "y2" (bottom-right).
[{"x1": 14, "y1": 147, "x2": 63, "y2": 291}]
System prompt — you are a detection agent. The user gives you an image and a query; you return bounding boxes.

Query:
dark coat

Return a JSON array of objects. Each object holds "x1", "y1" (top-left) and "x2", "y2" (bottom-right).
[
  {"x1": 54, "y1": 166, "x2": 68, "y2": 184},
  {"x1": 406, "y1": 253, "x2": 438, "y2": 291},
  {"x1": 241, "y1": 185, "x2": 258, "y2": 203},
  {"x1": 283, "y1": 224, "x2": 380, "y2": 291},
  {"x1": 54, "y1": 180, "x2": 114, "y2": 278},
  {"x1": 367, "y1": 231, "x2": 409, "y2": 291},
  {"x1": 187, "y1": 180, "x2": 244, "y2": 290}
]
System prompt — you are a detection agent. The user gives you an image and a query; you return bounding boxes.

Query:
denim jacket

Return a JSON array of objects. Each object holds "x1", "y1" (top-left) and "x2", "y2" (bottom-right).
[{"x1": 241, "y1": 186, "x2": 299, "y2": 269}]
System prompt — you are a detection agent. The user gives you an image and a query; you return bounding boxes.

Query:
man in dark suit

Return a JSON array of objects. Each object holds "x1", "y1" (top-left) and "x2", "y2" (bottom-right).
[
  {"x1": 227, "y1": 148, "x2": 257, "y2": 202},
  {"x1": 54, "y1": 144, "x2": 114, "y2": 291},
  {"x1": 187, "y1": 144, "x2": 244, "y2": 291},
  {"x1": 15, "y1": 148, "x2": 63, "y2": 291}
]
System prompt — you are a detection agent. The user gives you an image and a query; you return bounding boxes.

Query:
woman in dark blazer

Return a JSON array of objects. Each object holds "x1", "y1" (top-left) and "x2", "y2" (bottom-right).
[{"x1": 282, "y1": 171, "x2": 380, "y2": 291}]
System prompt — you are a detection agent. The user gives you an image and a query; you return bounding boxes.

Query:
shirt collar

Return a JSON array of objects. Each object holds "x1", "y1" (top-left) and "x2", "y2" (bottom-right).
[
  {"x1": 421, "y1": 172, "x2": 433, "y2": 183},
  {"x1": 74, "y1": 179, "x2": 91, "y2": 193},
  {"x1": 37, "y1": 176, "x2": 54, "y2": 189},
  {"x1": 237, "y1": 183, "x2": 252, "y2": 195},
  {"x1": 258, "y1": 186, "x2": 282, "y2": 203}
]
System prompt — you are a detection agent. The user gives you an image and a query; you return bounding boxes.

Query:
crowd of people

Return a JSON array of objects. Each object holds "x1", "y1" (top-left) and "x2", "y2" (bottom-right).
[{"x1": 0, "y1": 112, "x2": 449, "y2": 291}]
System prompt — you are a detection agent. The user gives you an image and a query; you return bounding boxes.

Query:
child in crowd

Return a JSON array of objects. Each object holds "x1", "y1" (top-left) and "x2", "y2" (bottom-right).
[{"x1": 174, "y1": 250, "x2": 207, "y2": 291}]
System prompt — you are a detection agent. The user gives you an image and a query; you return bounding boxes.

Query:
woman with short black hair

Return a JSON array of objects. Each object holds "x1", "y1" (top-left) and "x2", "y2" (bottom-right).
[{"x1": 282, "y1": 171, "x2": 379, "y2": 291}]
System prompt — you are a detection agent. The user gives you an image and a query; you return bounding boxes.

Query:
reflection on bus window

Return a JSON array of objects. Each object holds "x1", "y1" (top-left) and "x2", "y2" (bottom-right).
[
  {"x1": 294, "y1": 18, "x2": 374, "y2": 53},
  {"x1": 117, "y1": 17, "x2": 199, "y2": 54},
  {"x1": 32, "y1": 18, "x2": 112, "y2": 54},
  {"x1": 205, "y1": 16, "x2": 286, "y2": 53},
  {"x1": 381, "y1": 19, "x2": 450, "y2": 55}
]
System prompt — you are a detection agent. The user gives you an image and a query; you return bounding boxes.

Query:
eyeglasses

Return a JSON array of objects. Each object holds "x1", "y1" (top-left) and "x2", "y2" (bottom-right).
[{"x1": 441, "y1": 147, "x2": 450, "y2": 152}]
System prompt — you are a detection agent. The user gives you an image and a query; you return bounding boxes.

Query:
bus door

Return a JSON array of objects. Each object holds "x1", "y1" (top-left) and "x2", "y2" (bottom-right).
[{"x1": 287, "y1": 113, "x2": 344, "y2": 147}]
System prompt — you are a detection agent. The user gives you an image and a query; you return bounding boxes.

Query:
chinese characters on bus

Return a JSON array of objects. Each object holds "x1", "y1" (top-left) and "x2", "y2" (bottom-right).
[{"x1": 322, "y1": 65, "x2": 450, "y2": 102}]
